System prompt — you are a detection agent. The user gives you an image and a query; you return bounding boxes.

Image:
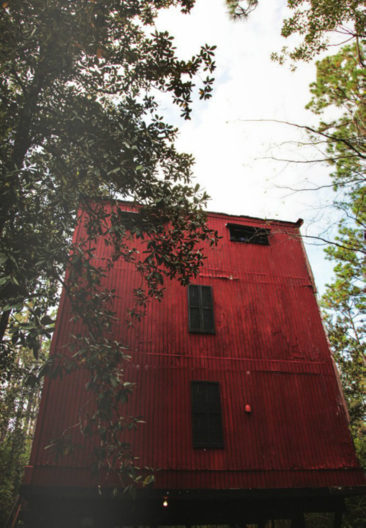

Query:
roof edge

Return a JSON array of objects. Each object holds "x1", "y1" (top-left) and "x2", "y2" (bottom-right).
[
  {"x1": 87, "y1": 198, "x2": 304, "y2": 229},
  {"x1": 206, "y1": 208, "x2": 304, "y2": 228}
]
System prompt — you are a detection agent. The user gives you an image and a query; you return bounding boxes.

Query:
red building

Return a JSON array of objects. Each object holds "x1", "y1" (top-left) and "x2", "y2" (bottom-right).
[{"x1": 22, "y1": 204, "x2": 365, "y2": 527}]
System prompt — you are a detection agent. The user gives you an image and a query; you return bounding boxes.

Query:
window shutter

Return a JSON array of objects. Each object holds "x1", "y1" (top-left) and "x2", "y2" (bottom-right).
[
  {"x1": 188, "y1": 285, "x2": 215, "y2": 334},
  {"x1": 191, "y1": 381, "x2": 224, "y2": 449},
  {"x1": 188, "y1": 284, "x2": 201, "y2": 332},
  {"x1": 201, "y1": 286, "x2": 214, "y2": 332}
]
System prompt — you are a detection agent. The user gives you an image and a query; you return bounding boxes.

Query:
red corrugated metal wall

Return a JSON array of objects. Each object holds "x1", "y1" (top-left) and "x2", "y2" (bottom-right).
[{"x1": 25, "y1": 204, "x2": 365, "y2": 490}]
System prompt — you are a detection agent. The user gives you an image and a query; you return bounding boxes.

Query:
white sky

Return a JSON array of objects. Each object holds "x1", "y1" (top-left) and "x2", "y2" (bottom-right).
[{"x1": 155, "y1": 0, "x2": 341, "y2": 295}]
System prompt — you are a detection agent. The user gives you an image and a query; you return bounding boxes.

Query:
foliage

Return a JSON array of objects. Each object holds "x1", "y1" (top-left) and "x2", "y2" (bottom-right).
[
  {"x1": 307, "y1": 43, "x2": 365, "y2": 528},
  {"x1": 0, "y1": 0, "x2": 219, "y2": 488},
  {"x1": 307, "y1": 43, "x2": 365, "y2": 193},
  {"x1": 228, "y1": 1, "x2": 366, "y2": 64},
  {"x1": 272, "y1": 0, "x2": 366, "y2": 65},
  {"x1": 321, "y1": 220, "x2": 365, "y2": 443},
  {"x1": 321, "y1": 217, "x2": 366, "y2": 527},
  {"x1": 322, "y1": 219, "x2": 365, "y2": 439},
  {"x1": 0, "y1": 0, "x2": 217, "y2": 340},
  {"x1": 225, "y1": 0, "x2": 258, "y2": 20},
  {"x1": 0, "y1": 325, "x2": 46, "y2": 526},
  {"x1": 305, "y1": 42, "x2": 365, "y2": 274}
]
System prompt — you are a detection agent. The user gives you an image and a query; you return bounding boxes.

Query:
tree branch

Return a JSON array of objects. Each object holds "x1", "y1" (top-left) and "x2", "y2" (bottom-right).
[
  {"x1": 302, "y1": 234, "x2": 365, "y2": 255},
  {"x1": 242, "y1": 119, "x2": 366, "y2": 160}
]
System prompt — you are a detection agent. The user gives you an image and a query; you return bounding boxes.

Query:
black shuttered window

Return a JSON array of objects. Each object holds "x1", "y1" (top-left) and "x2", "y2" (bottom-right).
[
  {"x1": 188, "y1": 285, "x2": 215, "y2": 334},
  {"x1": 191, "y1": 381, "x2": 224, "y2": 449}
]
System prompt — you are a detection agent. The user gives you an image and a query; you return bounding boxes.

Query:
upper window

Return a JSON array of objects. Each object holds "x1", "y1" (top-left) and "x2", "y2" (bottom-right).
[
  {"x1": 191, "y1": 381, "x2": 224, "y2": 449},
  {"x1": 227, "y1": 223, "x2": 270, "y2": 245},
  {"x1": 188, "y1": 285, "x2": 215, "y2": 334}
]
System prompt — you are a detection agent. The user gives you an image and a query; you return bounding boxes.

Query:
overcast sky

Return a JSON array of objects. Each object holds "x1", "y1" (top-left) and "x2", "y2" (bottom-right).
[{"x1": 155, "y1": 0, "x2": 340, "y2": 295}]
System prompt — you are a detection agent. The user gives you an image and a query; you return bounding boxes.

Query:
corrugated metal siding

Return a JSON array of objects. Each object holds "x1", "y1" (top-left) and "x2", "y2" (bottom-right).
[{"x1": 28, "y1": 204, "x2": 365, "y2": 490}]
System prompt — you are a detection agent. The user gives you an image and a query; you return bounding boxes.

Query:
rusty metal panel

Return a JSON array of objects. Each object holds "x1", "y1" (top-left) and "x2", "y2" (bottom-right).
[{"x1": 27, "y1": 204, "x2": 365, "y2": 491}]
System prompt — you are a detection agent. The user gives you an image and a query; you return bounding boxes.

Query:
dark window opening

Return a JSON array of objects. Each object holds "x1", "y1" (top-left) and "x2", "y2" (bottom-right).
[
  {"x1": 227, "y1": 223, "x2": 270, "y2": 245},
  {"x1": 188, "y1": 285, "x2": 215, "y2": 334},
  {"x1": 191, "y1": 381, "x2": 224, "y2": 449}
]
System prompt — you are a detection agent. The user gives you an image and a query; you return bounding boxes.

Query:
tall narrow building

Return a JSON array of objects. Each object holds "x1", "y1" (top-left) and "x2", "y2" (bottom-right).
[{"x1": 22, "y1": 203, "x2": 365, "y2": 527}]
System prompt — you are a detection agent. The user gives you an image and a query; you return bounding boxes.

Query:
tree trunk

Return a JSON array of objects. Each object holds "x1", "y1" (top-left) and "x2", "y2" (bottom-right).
[{"x1": 0, "y1": 309, "x2": 11, "y2": 343}]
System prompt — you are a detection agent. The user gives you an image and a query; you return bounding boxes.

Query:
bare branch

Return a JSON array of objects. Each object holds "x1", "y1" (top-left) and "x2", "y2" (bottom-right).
[
  {"x1": 259, "y1": 155, "x2": 359, "y2": 164},
  {"x1": 274, "y1": 182, "x2": 337, "y2": 193},
  {"x1": 242, "y1": 119, "x2": 366, "y2": 160},
  {"x1": 302, "y1": 234, "x2": 365, "y2": 255},
  {"x1": 274, "y1": 176, "x2": 363, "y2": 194}
]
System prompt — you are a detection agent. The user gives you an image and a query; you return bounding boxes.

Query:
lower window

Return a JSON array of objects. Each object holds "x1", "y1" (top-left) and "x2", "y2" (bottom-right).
[{"x1": 191, "y1": 381, "x2": 224, "y2": 449}]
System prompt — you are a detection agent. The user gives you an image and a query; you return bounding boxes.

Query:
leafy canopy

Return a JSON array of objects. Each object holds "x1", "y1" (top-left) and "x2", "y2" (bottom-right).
[
  {"x1": 0, "y1": 0, "x2": 219, "y2": 484},
  {"x1": 277, "y1": 0, "x2": 366, "y2": 63},
  {"x1": 0, "y1": 0, "x2": 217, "y2": 349},
  {"x1": 306, "y1": 43, "x2": 365, "y2": 526},
  {"x1": 227, "y1": 1, "x2": 366, "y2": 64},
  {"x1": 318, "y1": 101, "x2": 365, "y2": 528}
]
